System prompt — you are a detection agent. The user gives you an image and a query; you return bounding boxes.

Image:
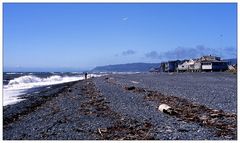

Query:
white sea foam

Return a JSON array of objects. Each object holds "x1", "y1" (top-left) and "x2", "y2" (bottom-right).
[
  {"x1": 4, "y1": 75, "x2": 84, "y2": 90},
  {"x1": 3, "y1": 74, "x2": 105, "y2": 106},
  {"x1": 4, "y1": 75, "x2": 84, "y2": 106},
  {"x1": 131, "y1": 81, "x2": 139, "y2": 84},
  {"x1": 111, "y1": 72, "x2": 140, "y2": 74},
  {"x1": 6, "y1": 72, "x2": 17, "y2": 75},
  {"x1": 71, "y1": 72, "x2": 82, "y2": 74},
  {"x1": 88, "y1": 73, "x2": 107, "y2": 78},
  {"x1": 3, "y1": 89, "x2": 26, "y2": 106}
]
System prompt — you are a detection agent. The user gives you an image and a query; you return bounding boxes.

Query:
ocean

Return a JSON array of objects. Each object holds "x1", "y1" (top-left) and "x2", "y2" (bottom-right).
[{"x1": 3, "y1": 72, "x2": 104, "y2": 106}]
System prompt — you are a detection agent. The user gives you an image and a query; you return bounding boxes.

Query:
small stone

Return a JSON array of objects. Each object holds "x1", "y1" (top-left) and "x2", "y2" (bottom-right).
[
  {"x1": 199, "y1": 115, "x2": 208, "y2": 121},
  {"x1": 177, "y1": 128, "x2": 189, "y2": 132},
  {"x1": 99, "y1": 128, "x2": 108, "y2": 133},
  {"x1": 210, "y1": 113, "x2": 221, "y2": 118},
  {"x1": 166, "y1": 129, "x2": 173, "y2": 133},
  {"x1": 125, "y1": 86, "x2": 136, "y2": 90}
]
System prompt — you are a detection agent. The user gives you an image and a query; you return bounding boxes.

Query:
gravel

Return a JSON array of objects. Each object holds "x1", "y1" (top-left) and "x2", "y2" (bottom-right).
[
  {"x1": 3, "y1": 72, "x2": 237, "y2": 140},
  {"x1": 93, "y1": 73, "x2": 233, "y2": 140},
  {"x1": 100, "y1": 72, "x2": 237, "y2": 113}
]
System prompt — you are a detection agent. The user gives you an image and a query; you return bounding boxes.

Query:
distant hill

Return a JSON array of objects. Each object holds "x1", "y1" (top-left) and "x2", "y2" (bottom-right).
[{"x1": 91, "y1": 63, "x2": 160, "y2": 72}]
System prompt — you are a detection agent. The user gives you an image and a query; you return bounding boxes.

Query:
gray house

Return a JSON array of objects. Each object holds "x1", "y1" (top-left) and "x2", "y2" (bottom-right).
[
  {"x1": 162, "y1": 55, "x2": 228, "y2": 73},
  {"x1": 160, "y1": 62, "x2": 167, "y2": 72},
  {"x1": 200, "y1": 55, "x2": 228, "y2": 72},
  {"x1": 163, "y1": 60, "x2": 181, "y2": 72},
  {"x1": 201, "y1": 61, "x2": 228, "y2": 71}
]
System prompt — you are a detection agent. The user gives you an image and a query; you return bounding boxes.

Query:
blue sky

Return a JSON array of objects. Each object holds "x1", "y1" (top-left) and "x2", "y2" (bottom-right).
[{"x1": 3, "y1": 3, "x2": 237, "y2": 71}]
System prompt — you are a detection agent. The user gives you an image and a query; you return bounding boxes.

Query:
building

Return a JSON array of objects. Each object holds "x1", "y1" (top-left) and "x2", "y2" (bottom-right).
[
  {"x1": 193, "y1": 61, "x2": 202, "y2": 72},
  {"x1": 164, "y1": 60, "x2": 180, "y2": 72},
  {"x1": 200, "y1": 55, "x2": 221, "y2": 61},
  {"x1": 160, "y1": 55, "x2": 228, "y2": 73},
  {"x1": 160, "y1": 62, "x2": 166, "y2": 72},
  {"x1": 177, "y1": 60, "x2": 190, "y2": 72},
  {"x1": 177, "y1": 59, "x2": 202, "y2": 72},
  {"x1": 201, "y1": 61, "x2": 228, "y2": 72},
  {"x1": 200, "y1": 55, "x2": 228, "y2": 72}
]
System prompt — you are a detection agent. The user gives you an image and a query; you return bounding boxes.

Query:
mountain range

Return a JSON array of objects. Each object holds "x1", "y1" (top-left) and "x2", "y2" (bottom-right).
[{"x1": 91, "y1": 63, "x2": 160, "y2": 72}]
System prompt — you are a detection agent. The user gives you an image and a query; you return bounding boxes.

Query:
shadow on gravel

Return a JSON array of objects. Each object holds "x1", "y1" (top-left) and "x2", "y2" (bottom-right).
[{"x1": 125, "y1": 86, "x2": 237, "y2": 140}]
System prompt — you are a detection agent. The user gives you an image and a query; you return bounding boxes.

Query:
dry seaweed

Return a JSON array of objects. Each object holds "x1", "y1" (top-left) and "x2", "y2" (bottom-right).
[{"x1": 124, "y1": 86, "x2": 237, "y2": 139}]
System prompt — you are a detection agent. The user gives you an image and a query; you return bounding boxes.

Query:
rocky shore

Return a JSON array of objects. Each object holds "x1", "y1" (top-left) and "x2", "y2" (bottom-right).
[{"x1": 3, "y1": 72, "x2": 237, "y2": 140}]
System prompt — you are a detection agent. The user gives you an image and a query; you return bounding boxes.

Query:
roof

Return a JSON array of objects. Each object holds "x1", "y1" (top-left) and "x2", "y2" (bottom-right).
[
  {"x1": 168, "y1": 60, "x2": 181, "y2": 63},
  {"x1": 201, "y1": 60, "x2": 228, "y2": 63}
]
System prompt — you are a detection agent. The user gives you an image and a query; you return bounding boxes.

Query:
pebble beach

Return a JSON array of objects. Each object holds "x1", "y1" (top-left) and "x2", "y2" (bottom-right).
[{"x1": 3, "y1": 72, "x2": 237, "y2": 140}]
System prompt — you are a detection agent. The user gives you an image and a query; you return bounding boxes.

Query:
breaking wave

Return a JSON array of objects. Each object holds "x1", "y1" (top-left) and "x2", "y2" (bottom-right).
[
  {"x1": 4, "y1": 75, "x2": 84, "y2": 90},
  {"x1": 3, "y1": 73, "x2": 106, "y2": 106}
]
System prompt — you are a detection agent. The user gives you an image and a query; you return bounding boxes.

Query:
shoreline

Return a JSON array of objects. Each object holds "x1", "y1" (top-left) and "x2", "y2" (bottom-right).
[
  {"x1": 3, "y1": 73, "x2": 237, "y2": 140},
  {"x1": 3, "y1": 80, "x2": 80, "y2": 126}
]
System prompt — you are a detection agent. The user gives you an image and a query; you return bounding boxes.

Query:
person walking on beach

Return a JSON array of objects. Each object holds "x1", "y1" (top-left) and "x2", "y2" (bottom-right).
[{"x1": 85, "y1": 72, "x2": 88, "y2": 80}]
